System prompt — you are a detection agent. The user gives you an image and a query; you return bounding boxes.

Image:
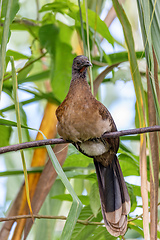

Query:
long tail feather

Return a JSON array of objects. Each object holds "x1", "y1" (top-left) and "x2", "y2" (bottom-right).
[{"x1": 94, "y1": 155, "x2": 130, "y2": 237}]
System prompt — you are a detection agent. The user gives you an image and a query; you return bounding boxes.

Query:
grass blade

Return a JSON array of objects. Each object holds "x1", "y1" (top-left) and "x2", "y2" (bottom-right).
[
  {"x1": 0, "y1": 0, "x2": 12, "y2": 96},
  {"x1": 78, "y1": 0, "x2": 86, "y2": 55},
  {"x1": 44, "y1": 142, "x2": 83, "y2": 240},
  {"x1": 10, "y1": 56, "x2": 33, "y2": 216},
  {"x1": 84, "y1": 0, "x2": 94, "y2": 95},
  {"x1": 112, "y1": 0, "x2": 146, "y2": 126},
  {"x1": 112, "y1": 1, "x2": 149, "y2": 238}
]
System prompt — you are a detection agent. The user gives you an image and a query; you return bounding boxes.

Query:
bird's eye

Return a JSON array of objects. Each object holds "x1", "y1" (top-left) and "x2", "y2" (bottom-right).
[{"x1": 76, "y1": 60, "x2": 80, "y2": 65}]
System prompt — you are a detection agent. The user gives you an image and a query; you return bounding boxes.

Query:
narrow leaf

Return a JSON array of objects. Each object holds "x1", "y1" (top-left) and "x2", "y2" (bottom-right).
[
  {"x1": 45, "y1": 143, "x2": 83, "y2": 240},
  {"x1": 10, "y1": 56, "x2": 33, "y2": 216},
  {"x1": 0, "y1": 0, "x2": 12, "y2": 96}
]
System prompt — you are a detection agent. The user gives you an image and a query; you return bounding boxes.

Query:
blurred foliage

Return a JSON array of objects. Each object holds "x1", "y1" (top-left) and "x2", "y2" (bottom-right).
[{"x1": 0, "y1": 0, "x2": 160, "y2": 239}]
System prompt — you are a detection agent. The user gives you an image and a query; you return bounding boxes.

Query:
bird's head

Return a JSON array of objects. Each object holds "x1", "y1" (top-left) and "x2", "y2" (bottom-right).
[{"x1": 72, "y1": 55, "x2": 92, "y2": 78}]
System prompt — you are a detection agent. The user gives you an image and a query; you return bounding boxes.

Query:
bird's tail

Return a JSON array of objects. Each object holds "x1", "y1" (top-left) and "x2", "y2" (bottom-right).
[{"x1": 94, "y1": 155, "x2": 130, "y2": 237}]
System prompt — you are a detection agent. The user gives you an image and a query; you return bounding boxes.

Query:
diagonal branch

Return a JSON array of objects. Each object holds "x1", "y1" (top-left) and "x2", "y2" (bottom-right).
[{"x1": 0, "y1": 125, "x2": 160, "y2": 154}]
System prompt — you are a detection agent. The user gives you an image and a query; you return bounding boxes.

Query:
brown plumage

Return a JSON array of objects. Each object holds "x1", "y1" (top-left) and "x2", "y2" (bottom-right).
[{"x1": 56, "y1": 55, "x2": 130, "y2": 237}]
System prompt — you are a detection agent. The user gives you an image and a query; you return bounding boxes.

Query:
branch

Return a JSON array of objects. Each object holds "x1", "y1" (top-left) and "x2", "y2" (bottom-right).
[
  {"x1": 2, "y1": 198, "x2": 160, "y2": 225},
  {"x1": 0, "y1": 125, "x2": 160, "y2": 154},
  {"x1": 0, "y1": 214, "x2": 104, "y2": 226},
  {"x1": 0, "y1": 207, "x2": 154, "y2": 225}
]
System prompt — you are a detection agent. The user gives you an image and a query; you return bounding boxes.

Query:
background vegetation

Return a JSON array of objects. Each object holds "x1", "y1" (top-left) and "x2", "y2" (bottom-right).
[{"x1": 0, "y1": 0, "x2": 160, "y2": 239}]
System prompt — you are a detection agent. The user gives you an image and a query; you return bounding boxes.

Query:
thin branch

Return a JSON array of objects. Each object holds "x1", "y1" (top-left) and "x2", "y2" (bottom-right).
[
  {"x1": 0, "y1": 205, "x2": 158, "y2": 225},
  {"x1": 0, "y1": 214, "x2": 104, "y2": 226},
  {"x1": 0, "y1": 213, "x2": 142, "y2": 225},
  {"x1": 1, "y1": 199, "x2": 160, "y2": 224},
  {"x1": 128, "y1": 213, "x2": 143, "y2": 222},
  {"x1": 0, "y1": 125, "x2": 160, "y2": 154},
  {"x1": 128, "y1": 202, "x2": 160, "y2": 223},
  {"x1": 0, "y1": 138, "x2": 66, "y2": 154}
]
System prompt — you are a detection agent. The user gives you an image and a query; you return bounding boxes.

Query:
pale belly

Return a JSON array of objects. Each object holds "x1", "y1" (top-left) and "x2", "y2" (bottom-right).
[{"x1": 78, "y1": 139, "x2": 110, "y2": 157}]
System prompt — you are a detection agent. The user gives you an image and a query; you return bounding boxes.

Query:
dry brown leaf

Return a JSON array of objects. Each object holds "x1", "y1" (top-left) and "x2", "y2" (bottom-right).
[
  {"x1": 140, "y1": 135, "x2": 150, "y2": 240},
  {"x1": 147, "y1": 53, "x2": 159, "y2": 240}
]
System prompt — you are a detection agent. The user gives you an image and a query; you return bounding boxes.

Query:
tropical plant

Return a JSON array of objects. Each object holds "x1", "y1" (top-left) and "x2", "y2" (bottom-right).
[{"x1": 0, "y1": 0, "x2": 159, "y2": 239}]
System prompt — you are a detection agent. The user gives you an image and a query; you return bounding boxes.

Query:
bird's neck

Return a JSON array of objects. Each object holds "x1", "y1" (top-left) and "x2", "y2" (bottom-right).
[
  {"x1": 69, "y1": 73, "x2": 92, "y2": 98},
  {"x1": 72, "y1": 69, "x2": 87, "y2": 79}
]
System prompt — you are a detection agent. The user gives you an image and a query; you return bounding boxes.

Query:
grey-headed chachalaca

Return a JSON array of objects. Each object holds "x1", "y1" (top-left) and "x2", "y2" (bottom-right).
[{"x1": 56, "y1": 55, "x2": 130, "y2": 237}]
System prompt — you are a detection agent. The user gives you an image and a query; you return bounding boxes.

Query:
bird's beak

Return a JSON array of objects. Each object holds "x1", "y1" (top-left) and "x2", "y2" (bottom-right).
[
  {"x1": 86, "y1": 61, "x2": 92, "y2": 67},
  {"x1": 83, "y1": 61, "x2": 92, "y2": 67}
]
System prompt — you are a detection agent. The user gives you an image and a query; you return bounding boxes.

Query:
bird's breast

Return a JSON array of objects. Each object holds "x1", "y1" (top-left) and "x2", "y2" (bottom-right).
[{"x1": 56, "y1": 95, "x2": 112, "y2": 142}]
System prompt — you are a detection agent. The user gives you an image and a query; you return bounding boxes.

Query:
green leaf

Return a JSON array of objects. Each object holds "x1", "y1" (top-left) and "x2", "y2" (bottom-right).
[
  {"x1": 39, "y1": 24, "x2": 59, "y2": 56},
  {"x1": 35, "y1": 180, "x2": 65, "y2": 240},
  {"x1": 112, "y1": 0, "x2": 146, "y2": 127},
  {"x1": 58, "y1": 170, "x2": 95, "y2": 180},
  {"x1": 1, "y1": 97, "x2": 40, "y2": 113},
  {"x1": 89, "y1": 182, "x2": 100, "y2": 217},
  {"x1": 63, "y1": 149, "x2": 93, "y2": 168},
  {"x1": 1, "y1": 0, "x2": 19, "y2": 23},
  {"x1": 71, "y1": 205, "x2": 103, "y2": 240},
  {"x1": 121, "y1": 135, "x2": 140, "y2": 141},
  {"x1": 94, "y1": 51, "x2": 144, "y2": 65},
  {"x1": 10, "y1": 20, "x2": 39, "y2": 38},
  {"x1": 18, "y1": 87, "x2": 61, "y2": 105},
  {"x1": 78, "y1": 7, "x2": 114, "y2": 45},
  {"x1": 137, "y1": 0, "x2": 160, "y2": 124},
  {"x1": 39, "y1": 1, "x2": 77, "y2": 13},
  {"x1": 6, "y1": 50, "x2": 29, "y2": 60},
  {"x1": 18, "y1": 70, "x2": 50, "y2": 84},
  {"x1": 64, "y1": 172, "x2": 97, "y2": 182},
  {"x1": 52, "y1": 194, "x2": 90, "y2": 206},
  {"x1": 131, "y1": 184, "x2": 141, "y2": 198},
  {"x1": 1, "y1": 88, "x2": 60, "y2": 113},
  {"x1": 0, "y1": 0, "x2": 12, "y2": 95},
  {"x1": 11, "y1": 56, "x2": 33, "y2": 215},
  {"x1": 0, "y1": 167, "x2": 43, "y2": 176},
  {"x1": 59, "y1": 21, "x2": 74, "y2": 46},
  {"x1": 87, "y1": 226, "x2": 116, "y2": 240},
  {"x1": 44, "y1": 142, "x2": 83, "y2": 240},
  {"x1": 0, "y1": 118, "x2": 35, "y2": 131},
  {"x1": 150, "y1": 0, "x2": 160, "y2": 66},
  {"x1": 118, "y1": 153, "x2": 140, "y2": 177},
  {"x1": 0, "y1": 125, "x2": 12, "y2": 147},
  {"x1": 17, "y1": 61, "x2": 33, "y2": 82},
  {"x1": 128, "y1": 222, "x2": 144, "y2": 237},
  {"x1": 126, "y1": 183, "x2": 138, "y2": 213},
  {"x1": 51, "y1": 42, "x2": 76, "y2": 102}
]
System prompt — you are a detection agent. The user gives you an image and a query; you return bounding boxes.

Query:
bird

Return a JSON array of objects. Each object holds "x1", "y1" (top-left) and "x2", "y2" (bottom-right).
[{"x1": 56, "y1": 55, "x2": 130, "y2": 237}]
